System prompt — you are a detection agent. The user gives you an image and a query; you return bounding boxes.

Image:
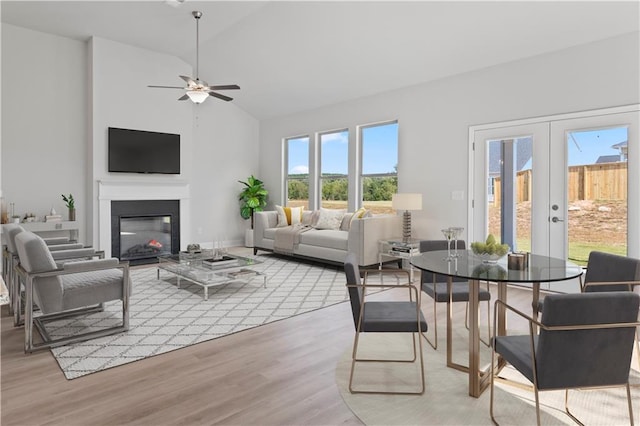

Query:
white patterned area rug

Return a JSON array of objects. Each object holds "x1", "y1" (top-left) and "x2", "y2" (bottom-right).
[{"x1": 48, "y1": 254, "x2": 356, "y2": 379}]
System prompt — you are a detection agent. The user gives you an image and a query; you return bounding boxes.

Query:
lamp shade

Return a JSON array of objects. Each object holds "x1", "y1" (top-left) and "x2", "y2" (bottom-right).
[
  {"x1": 186, "y1": 90, "x2": 209, "y2": 104},
  {"x1": 392, "y1": 193, "x2": 422, "y2": 211}
]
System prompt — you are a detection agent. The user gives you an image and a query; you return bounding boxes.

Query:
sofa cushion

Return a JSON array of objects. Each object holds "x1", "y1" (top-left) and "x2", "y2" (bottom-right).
[
  {"x1": 352, "y1": 207, "x2": 371, "y2": 222},
  {"x1": 340, "y1": 213, "x2": 354, "y2": 231},
  {"x1": 302, "y1": 210, "x2": 320, "y2": 227},
  {"x1": 275, "y1": 205, "x2": 303, "y2": 227},
  {"x1": 315, "y1": 208, "x2": 346, "y2": 230},
  {"x1": 299, "y1": 230, "x2": 348, "y2": 251},
  {"x1": 62, "y1": 269, "x2": 125, "y2": 310}
]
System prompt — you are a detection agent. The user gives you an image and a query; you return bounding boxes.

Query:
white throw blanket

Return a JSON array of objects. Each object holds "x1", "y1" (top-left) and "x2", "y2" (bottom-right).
[{"x1": 274, "y1": 224, "x2": 312, "y2": 254}]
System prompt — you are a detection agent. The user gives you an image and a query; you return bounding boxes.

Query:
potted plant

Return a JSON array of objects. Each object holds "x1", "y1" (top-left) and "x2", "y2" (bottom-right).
[
  {"x1": 61, "y1": 193, "x2": 75, "y2": 221},
  {"x1": 238, "y1": 175, "x2": 268, "y2": 247}
]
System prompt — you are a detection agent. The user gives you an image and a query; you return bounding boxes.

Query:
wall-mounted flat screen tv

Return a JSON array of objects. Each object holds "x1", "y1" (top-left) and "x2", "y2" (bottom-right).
[{"x1": 108, "y1": 127, "x2": 180, "y2": 174}]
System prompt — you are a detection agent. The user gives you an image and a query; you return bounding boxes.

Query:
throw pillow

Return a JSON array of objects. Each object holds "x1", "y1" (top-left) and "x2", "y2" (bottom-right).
[
  {"x1": 275, "y1": 205, "x2": 303, "y2": 227},
  {"x1": 340, "y1": 213, "x2": 354, "y2": 231},
  {"x1": 314, "y1": 208, "x2": 346, "y2": 230},
  {"x1": 349, "y1": 207, "x2": 370, "y2": 228},
  {"x1": 301, "y1": 210, "x2": 314, "y2": 226}
]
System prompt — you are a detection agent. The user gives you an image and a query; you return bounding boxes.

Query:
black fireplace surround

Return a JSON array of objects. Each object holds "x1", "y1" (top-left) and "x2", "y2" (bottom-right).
[{"x1": 111, "y1": 200, "x2": 180, "y2": 265}]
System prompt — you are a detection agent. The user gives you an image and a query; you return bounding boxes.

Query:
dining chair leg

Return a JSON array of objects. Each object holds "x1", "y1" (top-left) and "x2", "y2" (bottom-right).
[
  {"x1": 564, "y1": 389, "x2": 580, "y2": 425},
  {"x1": 635, "y1": 327, "x2": 640, "y2": 374},
  {"x1": 421, "y1": 297, "x2": 438, "y2": 350},
  {"x1": 489, "y1": 340, "x2": 498, "y2": 425},
  {"x1": 627, "y1": 382, "x2": 635, "y2": 426},
  {"x1": 534, "y1": 386, "x2": 542, "y2": 426}
]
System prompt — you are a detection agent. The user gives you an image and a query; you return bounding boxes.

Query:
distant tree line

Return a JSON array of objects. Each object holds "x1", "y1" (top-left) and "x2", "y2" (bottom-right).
[{"x1": 287, "y1": 174, "x2": 397, "y2": 201}]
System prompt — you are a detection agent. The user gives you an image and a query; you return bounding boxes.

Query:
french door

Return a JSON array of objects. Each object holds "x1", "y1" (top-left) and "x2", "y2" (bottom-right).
[{"x1": 470, "y1": 106, "x2": 639, "y2": 289}]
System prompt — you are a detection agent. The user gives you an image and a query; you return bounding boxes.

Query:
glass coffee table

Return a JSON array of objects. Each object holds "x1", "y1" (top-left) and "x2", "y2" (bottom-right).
[{"x1": 157, "y1": 250, "x2": 266, "y2": 300}]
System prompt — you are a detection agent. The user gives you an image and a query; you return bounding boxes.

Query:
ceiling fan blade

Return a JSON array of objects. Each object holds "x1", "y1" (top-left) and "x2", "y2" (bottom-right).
[
  {"x1": 179, "y1": 75, "x2": 196, "y2": 85},
  {"x1": 148, "y1": 85, "x2": 185, "y2": 89},
  {"x1": 208, "y1": 91, "x2": 233, "y2": 102},
  {"x1": 209, "y1": 84, "x2": 240, "y2": 91},
  {"x1": 178, "y1": 94, "x2": 189, "y2": 101}
]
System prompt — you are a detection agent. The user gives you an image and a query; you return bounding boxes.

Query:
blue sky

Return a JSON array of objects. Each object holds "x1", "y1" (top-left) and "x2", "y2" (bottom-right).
[
  {"x1": 287, "y1": 123, "x2": 398, "y2": 175},
  {"x1": 515, "y1": 126, "x2": 628, "y2": 171},
  {"x1": 567, "y1": 126, "x2": 627, "y2": 166}
]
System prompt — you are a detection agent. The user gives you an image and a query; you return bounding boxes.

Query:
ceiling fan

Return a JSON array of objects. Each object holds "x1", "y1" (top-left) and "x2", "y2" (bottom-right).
[{"x1": 148, "y1": 10, "x2": 240, "y2": 104}]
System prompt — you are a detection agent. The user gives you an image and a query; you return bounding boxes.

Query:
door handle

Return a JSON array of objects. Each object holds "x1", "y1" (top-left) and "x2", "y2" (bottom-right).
[{"x1": 551, "y1": 216, "x2": 564, "y2": 223}]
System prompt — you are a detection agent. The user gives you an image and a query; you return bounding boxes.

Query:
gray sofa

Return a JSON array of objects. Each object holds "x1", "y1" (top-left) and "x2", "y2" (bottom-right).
[{"x1": 253, "y1": 210, "x2": 401, "y2": 267}]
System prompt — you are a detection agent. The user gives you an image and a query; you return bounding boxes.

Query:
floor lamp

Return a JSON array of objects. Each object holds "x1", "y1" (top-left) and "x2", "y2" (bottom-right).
[{"x1": 392, "y1": 193, "x2": 423, "y2": 242}]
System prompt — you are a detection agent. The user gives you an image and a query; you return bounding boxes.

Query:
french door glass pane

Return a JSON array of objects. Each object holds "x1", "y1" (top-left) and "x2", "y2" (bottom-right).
[
  {"x1": 487, "y1": 136, "x2": 532, "y2": 252},
  {"x1": 566, "y1": 127, "x2": 628, "y2": 264}
]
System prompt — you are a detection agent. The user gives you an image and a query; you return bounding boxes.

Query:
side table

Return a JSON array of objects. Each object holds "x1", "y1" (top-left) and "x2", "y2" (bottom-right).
[{"x1": 378, "y1": 238, "x2": 421, "y2": 282}]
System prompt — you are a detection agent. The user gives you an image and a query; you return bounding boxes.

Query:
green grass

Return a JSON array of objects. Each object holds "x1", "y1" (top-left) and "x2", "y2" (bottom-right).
[
  {"x1": 566, "y1": 242, "x2": 626, "y2": 266},
  {"x1": 514, "y1": 239, "x2": 626, "y2": 266}
]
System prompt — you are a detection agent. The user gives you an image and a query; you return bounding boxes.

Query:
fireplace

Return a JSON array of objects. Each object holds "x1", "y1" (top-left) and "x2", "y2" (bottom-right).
[{"x1": 111, "y1": 200, "x2": 180, "y2": 265}]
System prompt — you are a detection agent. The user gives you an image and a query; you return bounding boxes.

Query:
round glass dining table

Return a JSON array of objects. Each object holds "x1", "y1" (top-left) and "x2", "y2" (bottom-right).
[{"x1": 411, "y1": 249, "x2": 583, "y2": 397}]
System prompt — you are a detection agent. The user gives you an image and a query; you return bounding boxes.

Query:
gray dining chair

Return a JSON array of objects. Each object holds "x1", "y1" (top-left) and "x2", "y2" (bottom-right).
[
  {"x1": 538, "y1": 251, "x2": 640, "y2": 371},
  {"x1": 15, "y1": 231, "x2": 130, "y2": 352},
  {"x1": 345, "y1": 252, "x2": 427, "y2": 394},
  {"x1": 419, "y1": 240, "x2": 492, "y2": 350},
  {"x1": 491, "y1": 291, "x2": 640, "y2": 426}
]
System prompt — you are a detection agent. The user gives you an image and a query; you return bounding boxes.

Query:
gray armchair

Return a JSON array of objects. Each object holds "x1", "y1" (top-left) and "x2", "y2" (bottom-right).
[
  {"x1": 419, "y1": 240, "x2": 492, "y2": 350},
  {"x1": 6, "y1": 225, "x2": 102, "y2": 327},
  {"x1": 15, "y1": 231, "x2": 130, "y2": 352},
  {"x1": 345, "y1": 252, "x2": 427, "y2": 395},
  {"x1": 490, "y1": 292, "x2": 640, "y2": 425}
]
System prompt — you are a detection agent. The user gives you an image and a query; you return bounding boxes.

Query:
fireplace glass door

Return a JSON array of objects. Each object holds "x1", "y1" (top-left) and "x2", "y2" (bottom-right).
[{"x1": 120, "y1": 215, "x2": 172, "y2": 261}]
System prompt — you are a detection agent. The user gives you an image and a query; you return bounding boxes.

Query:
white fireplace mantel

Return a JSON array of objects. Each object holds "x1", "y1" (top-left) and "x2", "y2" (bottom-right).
[{"x1": 98, "y1": 180, "x2": 190, "y2": 257}]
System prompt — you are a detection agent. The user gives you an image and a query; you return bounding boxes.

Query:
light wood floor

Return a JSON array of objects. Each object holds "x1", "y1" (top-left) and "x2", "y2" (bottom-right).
[{"x1": 1, "y1": 257, "x2": 551, "y2": 426}]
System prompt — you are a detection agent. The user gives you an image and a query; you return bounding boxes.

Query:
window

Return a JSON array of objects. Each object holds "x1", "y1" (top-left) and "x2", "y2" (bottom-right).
[
  {"x1": 285, "y1": 136, "x2": 310, "y2": 209},
  {"x1": 360, "y1": 121, "x2": 398, "y2": 214},
  {"x1": 283, "y1": 121, "x2": 399, "y2": 212},
  {"x1": 320, "y1": 130, "x2": 349, "y2": 209}
]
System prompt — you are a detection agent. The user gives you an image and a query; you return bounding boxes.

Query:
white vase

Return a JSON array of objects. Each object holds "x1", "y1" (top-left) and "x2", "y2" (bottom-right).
[{"x1": 245, "y1": 229, "x2": 254, "y2": 248}]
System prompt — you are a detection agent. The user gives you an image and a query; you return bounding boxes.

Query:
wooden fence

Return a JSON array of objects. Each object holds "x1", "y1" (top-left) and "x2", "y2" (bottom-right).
[{"x1": 493, "y1": 162, "x2": 627, "y2": 204}]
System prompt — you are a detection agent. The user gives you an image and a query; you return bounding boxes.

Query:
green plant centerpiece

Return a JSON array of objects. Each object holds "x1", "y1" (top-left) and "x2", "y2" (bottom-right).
[
  {"x1": 238, "y1": 175, "x2": 268, "y2": 229},
  {"x1": 470, "y1": 234, "x2": 509, "y2": 263},
  {"x1": 61, "y1": 193, "x2": 76, "y2": 221},
  {"x1": 61, "y1": 194, "x2": 75, "y2": 209}
]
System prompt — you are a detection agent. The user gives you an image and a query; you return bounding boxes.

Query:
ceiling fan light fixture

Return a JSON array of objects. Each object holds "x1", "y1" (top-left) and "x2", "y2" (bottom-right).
[{"x1": 186, "y1": 90, "x2": 209, "y2": 104}]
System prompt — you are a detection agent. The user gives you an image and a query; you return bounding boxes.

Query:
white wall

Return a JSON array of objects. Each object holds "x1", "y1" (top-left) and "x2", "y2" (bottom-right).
[
  {"x1": 89, "y1": 36, "x2": 260, "y2": 250},
  {"x1": 2, "y1": 27, "x2": 260, "y2": 251},
  {"x1": 89, "y1": 37, "x2": 193, "y2": 250},
  {"x1": 191, "y1": 103, "x2": 260, "y2": 246},
  {"x1": 259, "y1": 32, "x2": 640, "y2": 241},
  {"x1": 1, "y1": 24, "x2": 88, "y2": 241}
]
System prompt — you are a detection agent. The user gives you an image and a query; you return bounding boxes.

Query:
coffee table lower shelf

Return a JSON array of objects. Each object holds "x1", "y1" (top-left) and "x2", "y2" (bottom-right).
[{"x1": 157, "y1": 264, "x2": 267, "y2": 301}]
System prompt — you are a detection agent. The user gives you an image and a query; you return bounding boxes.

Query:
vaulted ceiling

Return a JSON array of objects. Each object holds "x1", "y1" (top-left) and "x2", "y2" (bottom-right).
[{"x1": 2, "y1": 1, "x2": 639, "y2": 120}]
